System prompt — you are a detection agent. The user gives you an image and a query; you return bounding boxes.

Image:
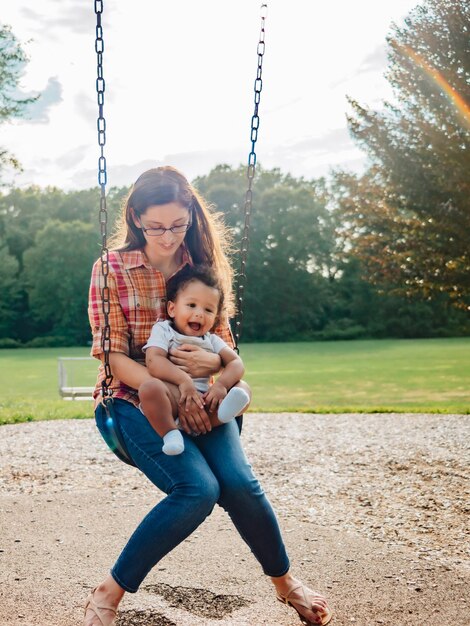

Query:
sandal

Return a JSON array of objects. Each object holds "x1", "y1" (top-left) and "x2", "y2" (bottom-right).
[
  {"x1": 276, "y1": 583, "x2": 333, "y2": 626},
  {"x1": 84, "y1": 588, "x2": 117, "y2": 626}
]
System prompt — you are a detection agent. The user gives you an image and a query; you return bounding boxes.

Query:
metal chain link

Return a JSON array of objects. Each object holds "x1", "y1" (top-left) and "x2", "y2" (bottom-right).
[
  {"x1": 95, "y1": 0, "x2": 113, "y2": 397},
  {"x1": 233, "y1": 3, "x2": 268, "y2": 350},
  {"x1": 95, "y1": 0, "x2": 265, "y2": 358}
]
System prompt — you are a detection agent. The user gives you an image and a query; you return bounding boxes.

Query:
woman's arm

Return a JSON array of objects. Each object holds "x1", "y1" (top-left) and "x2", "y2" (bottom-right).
[
  {"x1": 168, "y1": 344, "x2": 222, "y2": 378},
  {"x1": 108, "y1": 352, "x2": 153, "y2": 389}
]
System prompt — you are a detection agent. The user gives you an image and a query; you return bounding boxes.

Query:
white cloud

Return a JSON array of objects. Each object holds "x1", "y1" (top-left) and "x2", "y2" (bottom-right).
[
  {"x1": 356, "y1": 45, "x2": 389, "y2": 75},
  {"x1": 1, "y1": 0, "x2": 419, "y2": 189},
  {"x1": 56, "y1": 145, "x2": 88, "y2": 170},
  {"x1": 26, "y1": 77, "x2": 63, "y2": 123},
  {"x1": 74, "y1": 92, "x2": 96, "y2": 124},
  {"x1": 19, "y1": 1, "x2": 95, "y2": 36}
]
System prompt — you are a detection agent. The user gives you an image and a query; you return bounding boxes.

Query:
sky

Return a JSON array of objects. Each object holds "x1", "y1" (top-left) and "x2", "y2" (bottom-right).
[{"x1": 1, "y1": 0, "x2": 420, "y2": 190}]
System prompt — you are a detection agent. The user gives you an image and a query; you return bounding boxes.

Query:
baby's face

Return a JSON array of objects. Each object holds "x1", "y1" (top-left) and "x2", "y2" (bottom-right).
[{"x1": 167, "y1": 280, "x2": 220, "y2": 336}]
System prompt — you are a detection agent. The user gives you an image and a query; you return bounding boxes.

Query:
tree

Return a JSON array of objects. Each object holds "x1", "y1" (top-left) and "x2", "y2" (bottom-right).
[
  {"x1": 22, "y1": 220, "x2": 99, "y2": 343},
  {"x1": 0, "y1": 242, "x2": 22, "y2": 338},
  {"x1": 0, "y1": 185, "x2": 126, "y2": 343},
  {"x1": 195, "y1": 165, "x2": 338, "y2": 341},
  {"x1": 333, "y1": 0, "x2": 470, "y2": 308},
  {"x1": 0, "y1": 185, "x2": 126, "y2": 269},
  {"x1": 0, "y1": 24, "x2": 38, "y2": 180}
]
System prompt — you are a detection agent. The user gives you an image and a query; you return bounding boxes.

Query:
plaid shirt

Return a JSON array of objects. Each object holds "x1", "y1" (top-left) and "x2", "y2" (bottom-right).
[{"x1": 88, "y1": 248, "x2": 235, "y2": 407}]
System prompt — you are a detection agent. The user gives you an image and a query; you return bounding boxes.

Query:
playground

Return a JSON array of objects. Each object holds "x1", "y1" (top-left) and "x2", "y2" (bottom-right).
[
  {"x1": 1, "y1": 411, "x2": 468, "y2": 625},
  {"x1": 1, "y1": 1, "x2": 469, "y2": 624}
]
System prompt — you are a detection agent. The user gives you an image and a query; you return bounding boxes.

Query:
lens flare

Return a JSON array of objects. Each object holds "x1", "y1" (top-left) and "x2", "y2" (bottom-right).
[{"x1": 398, "y1": 43, "x2": 470, "y2": 131}]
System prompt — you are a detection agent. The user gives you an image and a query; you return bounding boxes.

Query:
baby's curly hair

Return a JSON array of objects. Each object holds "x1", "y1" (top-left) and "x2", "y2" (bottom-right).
[{"x1": 166, "y1": 264, "x2": 225, "y2": 318}]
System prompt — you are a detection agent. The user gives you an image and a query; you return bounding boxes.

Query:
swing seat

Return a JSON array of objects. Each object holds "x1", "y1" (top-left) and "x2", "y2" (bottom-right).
[{"x1": 100, "y1": 398, "x2": 136, "y2": 467}]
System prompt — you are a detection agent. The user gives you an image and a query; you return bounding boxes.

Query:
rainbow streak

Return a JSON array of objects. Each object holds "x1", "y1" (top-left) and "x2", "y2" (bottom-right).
[{"x1": 398, "y1": 42, "x2": 470, "y2": 131}]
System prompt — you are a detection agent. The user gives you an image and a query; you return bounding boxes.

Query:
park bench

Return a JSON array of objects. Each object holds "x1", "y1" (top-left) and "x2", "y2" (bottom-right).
[{"x1": 58, "y1": 357, "x2": 95, "y2": 400}]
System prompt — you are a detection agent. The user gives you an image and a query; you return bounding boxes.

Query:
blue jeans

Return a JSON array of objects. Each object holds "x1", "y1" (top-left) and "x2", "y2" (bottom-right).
[{"x1": 95, "y1": 399, "x2": 290, "y2": 593}]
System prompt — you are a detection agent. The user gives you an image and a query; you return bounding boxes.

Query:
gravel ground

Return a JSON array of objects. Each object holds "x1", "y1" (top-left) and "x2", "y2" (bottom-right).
[{"x1": 0, "y1": 413, "x2": 469, "y2": 626}]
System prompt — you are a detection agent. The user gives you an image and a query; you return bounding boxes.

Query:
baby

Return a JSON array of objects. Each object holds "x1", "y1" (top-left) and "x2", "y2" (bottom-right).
[{"x1": 139, "y1": 265, "x2": 250, "y2": 455}]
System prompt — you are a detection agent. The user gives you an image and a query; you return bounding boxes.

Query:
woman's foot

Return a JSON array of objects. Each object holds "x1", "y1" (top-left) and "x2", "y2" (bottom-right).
[
  {"x1": 271, "y1": 574, "x2": 332, "y2": 625},
  {"x1": 84, "y1": 576, "x2": 125, "y2": 626}
]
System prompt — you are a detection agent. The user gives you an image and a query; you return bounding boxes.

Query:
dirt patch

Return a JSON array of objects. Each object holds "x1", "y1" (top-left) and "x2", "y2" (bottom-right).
[
  {"x1": 145, "y1": 583, "x2": 251, "y2": 618},
  {"x1": 117, "y1": 609, "x2": 176, "y2": 625}
]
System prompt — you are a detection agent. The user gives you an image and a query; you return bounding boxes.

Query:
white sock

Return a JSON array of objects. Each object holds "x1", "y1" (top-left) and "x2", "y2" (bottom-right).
[
  {"x1": 218, "y1": 387, "x2": 250, "y2": 424},
  {"x1": 162, "y1": 429, "x2": 185, "y2": 455}
]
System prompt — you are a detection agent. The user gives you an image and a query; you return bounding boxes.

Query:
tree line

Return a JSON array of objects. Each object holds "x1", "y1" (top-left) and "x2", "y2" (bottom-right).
[
  {"x1": 0, "y1": 0, "x2": 468, "y2": 346},
  {"x1": 0, "y1": 163, "x2": 468, "y2": 347}
]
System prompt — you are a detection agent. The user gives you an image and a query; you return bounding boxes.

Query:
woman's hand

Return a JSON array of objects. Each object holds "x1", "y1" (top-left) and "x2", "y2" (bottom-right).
[
  {"x1": 169, "y1": 344, "x2": 221, "y2": 378},
  {"x1": 177, "y1": 400, "x2": 212, "y2": 435}
]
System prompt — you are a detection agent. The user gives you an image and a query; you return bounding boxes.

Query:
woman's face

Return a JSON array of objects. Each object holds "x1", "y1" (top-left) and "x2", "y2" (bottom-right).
[{"x1": 134, "y1": 202, "x2": 191, "y2": 259}]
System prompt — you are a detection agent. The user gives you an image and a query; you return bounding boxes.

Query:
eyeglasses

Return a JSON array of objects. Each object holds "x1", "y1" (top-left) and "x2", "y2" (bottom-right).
[{"x1": 138, "y1": 216, "x2": 191, "y2": 237}]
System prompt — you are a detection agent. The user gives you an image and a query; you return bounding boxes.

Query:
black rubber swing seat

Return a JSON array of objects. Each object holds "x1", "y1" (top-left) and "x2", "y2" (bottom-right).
[{"x1": 100, "y1": 398, "x2": 136, "y2": 466}]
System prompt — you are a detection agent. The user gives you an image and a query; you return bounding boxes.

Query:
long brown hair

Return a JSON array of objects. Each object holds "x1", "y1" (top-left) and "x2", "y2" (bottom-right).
[{"x1": 111, "y1": 166, "x2": 234, "y2": 315}]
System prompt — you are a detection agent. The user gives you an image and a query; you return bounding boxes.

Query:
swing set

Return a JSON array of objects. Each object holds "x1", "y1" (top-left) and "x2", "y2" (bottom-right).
[{"x1": 92, "y1": 1, "x2": 267, "y2": 466}]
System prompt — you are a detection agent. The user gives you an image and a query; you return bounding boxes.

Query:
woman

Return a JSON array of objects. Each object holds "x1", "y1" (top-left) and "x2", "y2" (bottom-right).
[{"x1": 85, "y1": 166, "x2": 332, "y2": 626}]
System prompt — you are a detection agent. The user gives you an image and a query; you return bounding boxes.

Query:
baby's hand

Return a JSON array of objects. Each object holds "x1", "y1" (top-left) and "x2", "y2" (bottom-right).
[
  {"x1": 178, "y1": 380, "x2": 204, "y2": 412},
  {"x1": 203, "y1": 381, "x2": 228, "y2": 413}
]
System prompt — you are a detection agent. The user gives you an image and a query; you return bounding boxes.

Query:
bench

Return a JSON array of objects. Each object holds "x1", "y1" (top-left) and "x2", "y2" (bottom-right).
[{"x1": 58, "y1": 357, "x2": 95, "y2": 401}]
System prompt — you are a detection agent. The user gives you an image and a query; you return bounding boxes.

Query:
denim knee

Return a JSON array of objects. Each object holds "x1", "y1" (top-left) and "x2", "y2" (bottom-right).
[
  {"x1": 218, "y1": 470, "x2": 262, "y2": 506},
  {"x1": 176, "y1": 475, "x2": 221, "y2": 517}
]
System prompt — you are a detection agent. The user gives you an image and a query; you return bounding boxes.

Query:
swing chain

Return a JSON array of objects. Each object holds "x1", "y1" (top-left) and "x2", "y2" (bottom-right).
[
  {"x1": 94, "y1": 0, "x2": 265, "y2": 359},
  {"x1": 234, "y1": 4, "x2": 267, "y2": 350},
  {"x1": 95, "y1": 0, "x2": 113, "y2": 396}
]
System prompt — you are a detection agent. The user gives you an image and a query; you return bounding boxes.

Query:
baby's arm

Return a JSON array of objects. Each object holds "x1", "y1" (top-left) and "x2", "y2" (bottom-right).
[
  {"x1": 203, "y1": 347, "x2": 245, "y2": 412},
  {"x1": 145, "y1": 347, "x2": 204, "y2": 411},
  {"x1": 217, "y1": 348, "x2": 245, "y2": 389}
]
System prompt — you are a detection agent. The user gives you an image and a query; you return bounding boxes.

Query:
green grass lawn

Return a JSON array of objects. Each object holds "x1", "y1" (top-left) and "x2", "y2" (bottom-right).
[
  {"x1": 1, "y1": 338, "x2": 469, "y2": 424},
  {"x1": 242, "y1": 338, "x2": 470, "y2": 413}
]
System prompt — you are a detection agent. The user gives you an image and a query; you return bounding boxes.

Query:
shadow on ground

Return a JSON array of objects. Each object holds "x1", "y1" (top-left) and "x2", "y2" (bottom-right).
[
  {"x1": 144, "y1": 583, "x2": 251, "y2": 619},
  {"x1": 117, "y1": 609, "x2": 176, "y2": 625}
]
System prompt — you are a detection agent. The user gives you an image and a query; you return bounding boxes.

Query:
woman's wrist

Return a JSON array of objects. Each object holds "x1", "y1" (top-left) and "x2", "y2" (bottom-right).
[
  {"x1": 169, "y1": 345, "x2": 222, "y2": 378},
  {"x1": 204, "y1": 351, "x2": 222, "y2": 376}
]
